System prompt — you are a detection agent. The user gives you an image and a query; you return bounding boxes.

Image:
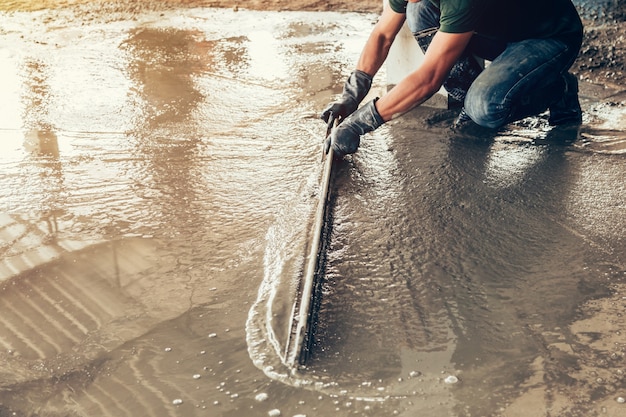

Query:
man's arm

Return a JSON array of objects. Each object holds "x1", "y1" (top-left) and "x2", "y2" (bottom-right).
[
  {"x1": 376, "y1": 30, "x2": 474, "y2": 120},
  {"x1": 320, "y1": 4, "x2": 407, "y2": 125},
  {"x1": 355, "y1": 4, "x2": 407, "y2": 77},
  {"x1": 326, "y1": 3, "x2": 475, "y2": 157}
]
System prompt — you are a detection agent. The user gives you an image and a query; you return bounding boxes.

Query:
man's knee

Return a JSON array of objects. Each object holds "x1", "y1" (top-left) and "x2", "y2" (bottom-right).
[{"x1": 464, "y1": 87, "x2": 510, "y2": 129}]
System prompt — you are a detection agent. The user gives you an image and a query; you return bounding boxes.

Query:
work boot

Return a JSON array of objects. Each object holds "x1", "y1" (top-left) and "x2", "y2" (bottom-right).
[
  {"x1": 453, "y1": 107, "x2": 472, "y2": 128},
  {"x1": 543, "y1": 123, "x2": 581, "y2": 144},
  {"x1": 444, "y1": 56, "x2": 483, "y2": 104},
  {"x1": 548, "y1": 73, "x2": 582, "y2": 126},
  {"x1": 451, "y1": 107, "x2": 495, "y2": 141}
]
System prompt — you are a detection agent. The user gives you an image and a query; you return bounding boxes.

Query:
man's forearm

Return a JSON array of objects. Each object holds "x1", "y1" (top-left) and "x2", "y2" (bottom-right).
[
  {"x1": 376, "y1": 30, "x2": 475, "y2": 121},
  {"x1": 375, "y1": 70, "x2": 441, "y2": 121},
  {"x1": 356, "y1": 30, "x2": 395, "y2": 77},
  {"x1": 354, "y1": 7, "x2": 407, "y2": 77}
]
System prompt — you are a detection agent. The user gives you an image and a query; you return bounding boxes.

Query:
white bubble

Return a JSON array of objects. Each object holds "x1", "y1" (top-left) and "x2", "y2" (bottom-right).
[
  {"x1": 268, "y1": 409, "x2": 281, "y2": 416},
  {"x1": 617, "y1": 396, "x2": 625, "y2": 403},
  {"x1": 193, "y1": 374, "x2": 201, "y2": 379},
  {"x1": 293, "y1": 414, "x2": 307, "y2": 417},
  {"x1": 409, "y1": 371, "x2": 421, "y2": 378},
  {"x1": 164, "y1": 347, "x2": 172, "y2": 352},
  {"x1": 444, "y1": 375, "x2": 459, "y2": 384},
  {"x1": 172, "y1": 399, "x2": 183, "y2": 405},
  {"x1": 255, "y1": 392, "x2": 269, "y2": 402},
  {"x1": 208, "y1": 333, "x2": 217, "y2": 338}
]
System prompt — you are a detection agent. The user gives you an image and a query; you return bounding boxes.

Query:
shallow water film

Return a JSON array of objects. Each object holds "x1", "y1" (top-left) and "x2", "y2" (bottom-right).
[{"x1": 1, "y1": 5, "x2": 625, "y2": 417}]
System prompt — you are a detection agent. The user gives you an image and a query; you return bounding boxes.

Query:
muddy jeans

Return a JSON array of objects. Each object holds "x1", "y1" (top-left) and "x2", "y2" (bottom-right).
[{"x1": 406, "y1": 0, "x2": 581, "y2": 128}]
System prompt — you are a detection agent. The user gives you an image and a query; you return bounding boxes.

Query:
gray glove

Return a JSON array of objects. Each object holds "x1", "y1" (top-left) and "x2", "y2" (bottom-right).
[
  {"x1": 321, "y1": 70, "x2": 373, "y2": 124},
  {"x1": 329, "y1": 98, "x2": 384, "y2": 157}
]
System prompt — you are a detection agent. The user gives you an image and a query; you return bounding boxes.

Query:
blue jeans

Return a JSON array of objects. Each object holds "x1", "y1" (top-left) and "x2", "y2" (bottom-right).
[{"x1": 406, "y1": 1, "x2": 581, "y2": 128}]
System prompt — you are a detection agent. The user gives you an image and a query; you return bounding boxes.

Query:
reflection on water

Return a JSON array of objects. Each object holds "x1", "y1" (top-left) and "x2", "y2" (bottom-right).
[
  {"x1": 0, "y1": 5, "x2": 625, "y2": 417},
  {"x1": 1, "y1": 238, "x2": 159, "y2": 365}
]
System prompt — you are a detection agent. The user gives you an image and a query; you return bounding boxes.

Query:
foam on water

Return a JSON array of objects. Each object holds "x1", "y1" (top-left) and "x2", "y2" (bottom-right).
[{"x1": 245, "y1": 157, "x2": 316, "y2": 364}]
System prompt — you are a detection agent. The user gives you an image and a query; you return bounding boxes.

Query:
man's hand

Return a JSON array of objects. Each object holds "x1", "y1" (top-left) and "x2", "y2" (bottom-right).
[
  {"x1": 321, "y1": 70, "x2": 373, "y2": 125},
  {"x1": 330, "y1": 98, "x2": 384, "y2": 157}
]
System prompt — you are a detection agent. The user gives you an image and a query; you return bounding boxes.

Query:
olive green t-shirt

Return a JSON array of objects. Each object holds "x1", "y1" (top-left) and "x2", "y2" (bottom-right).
[{"x1": 388, "y1": 0, "x2": 582, "y2": 46}]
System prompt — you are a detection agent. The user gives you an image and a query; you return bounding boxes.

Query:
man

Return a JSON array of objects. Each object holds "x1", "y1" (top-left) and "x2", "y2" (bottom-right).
[{"x1": 321, "y1": 0, "x2": 584, "y2": 156}]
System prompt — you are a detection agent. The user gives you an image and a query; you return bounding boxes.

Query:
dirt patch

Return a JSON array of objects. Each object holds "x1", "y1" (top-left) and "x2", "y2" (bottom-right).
[{"x1": 575, "y1": 22, "x2": 626, "y2": 89}]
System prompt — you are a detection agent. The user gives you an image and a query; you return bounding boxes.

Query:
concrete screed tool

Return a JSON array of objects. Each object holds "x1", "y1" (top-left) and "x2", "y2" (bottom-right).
[{"x1": 284, "y1": 117, "x2": 337, "y2": 368}]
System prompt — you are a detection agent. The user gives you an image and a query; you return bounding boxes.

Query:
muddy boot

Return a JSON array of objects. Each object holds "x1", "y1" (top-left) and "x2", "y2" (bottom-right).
[
  {"x1": 548, "y1": 73, "x2": 582, "y2": 126},
  {"x1": 452, "y1": 107, "x2": 472, "y2": 129},
  {"x1": 451, "y1": 108, "x2": 496, "y2": 141},
  {"x1": 444, "y1": 56, "x2": 483, "y2": 105},
  {"x1": 543, "y1": 124, "x2": 581, "y2": 144}
]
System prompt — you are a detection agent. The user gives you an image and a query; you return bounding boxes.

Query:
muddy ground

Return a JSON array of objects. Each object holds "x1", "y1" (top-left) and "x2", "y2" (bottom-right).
[{"x1": 4, "y1": 0, "x2": 626, "y2": 89}]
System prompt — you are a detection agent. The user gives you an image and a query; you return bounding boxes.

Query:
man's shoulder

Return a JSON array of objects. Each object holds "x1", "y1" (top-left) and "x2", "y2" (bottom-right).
[{"x1": 387, "y1": 0, "x2": 407, "y2": 14}]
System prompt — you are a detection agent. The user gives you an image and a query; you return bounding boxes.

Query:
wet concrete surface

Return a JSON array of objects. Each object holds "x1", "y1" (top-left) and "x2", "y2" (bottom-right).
[{"x1": 1, "y1": 4, "x2": 626, "y2": 417}]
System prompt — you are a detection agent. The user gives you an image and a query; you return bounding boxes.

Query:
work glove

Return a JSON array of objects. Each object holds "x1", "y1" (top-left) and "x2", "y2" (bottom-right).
[
  {"x1": 328, "y1": 98, "x2": 384, "y2": 157},
  {"x1": 321, "y1": 70, "x2": 373, "y2": 125}
]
